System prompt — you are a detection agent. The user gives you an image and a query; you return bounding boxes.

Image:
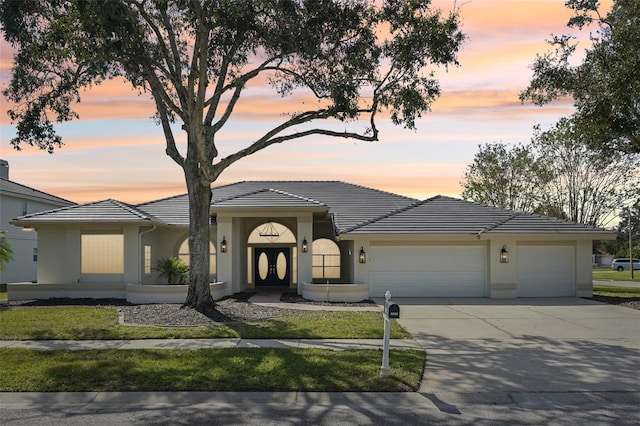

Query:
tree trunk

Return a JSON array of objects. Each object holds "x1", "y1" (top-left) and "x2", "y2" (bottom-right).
[{"x1": 183, "y1": 162, "x2": 216, "y2": 312}]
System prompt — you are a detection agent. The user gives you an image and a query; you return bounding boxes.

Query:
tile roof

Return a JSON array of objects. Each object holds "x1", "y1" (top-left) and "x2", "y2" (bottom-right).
[
  {"x1": 137, "y1": 194, "x2": 190, "y2": 225},
  {"x1": 207, "y1": 181, "x2": 417, "y2": 232},
  {"x1": 0, "y1": 178, "x2": 75, "y2": 206},
  {"x1": 344, "y1": 195, "x2": 613, "y2": 235},
  {"x1": 8, "y1": 182, "x2": 615, "y2": 236},
  {"x1": 211, "y1": 188, "x2": 328, "y2": 209},
  {"x1": 13, "y1": 199, "x2": 163, "y2": 224}
]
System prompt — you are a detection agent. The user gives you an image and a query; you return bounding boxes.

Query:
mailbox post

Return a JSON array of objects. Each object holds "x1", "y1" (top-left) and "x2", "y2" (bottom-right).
[{"x1": 381, "y1": 291, "x2": 400, "y2": 377}]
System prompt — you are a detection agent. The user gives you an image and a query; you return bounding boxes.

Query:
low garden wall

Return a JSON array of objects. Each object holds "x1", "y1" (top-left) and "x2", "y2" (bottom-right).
[
  {"x1": 7, "y1": 282, "x2": 126, "y2": 300},
  {"x1": 7, "y1": 282, "x2": 227, "y2": 304},
  {"x1": 125, "y1": 282, "x2": 227, "y2": 304}
]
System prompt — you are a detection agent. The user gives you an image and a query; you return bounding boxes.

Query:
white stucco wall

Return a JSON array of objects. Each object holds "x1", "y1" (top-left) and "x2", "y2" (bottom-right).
[
  {"x1": 488, "y1": 239, "x2": 517, "y2": 298},
  {"x1": 1, "y1": 194, "x2": 70, "y2": 283},
  {"x1": 575, "y1": 239, "x2": 594, "y2": 297}
]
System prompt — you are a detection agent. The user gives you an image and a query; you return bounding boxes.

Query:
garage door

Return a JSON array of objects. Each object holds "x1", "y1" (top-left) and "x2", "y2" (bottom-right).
[
  {"x1": 369, "y1": 246, "x2": 487, "y2": 297},
  {"x1": 517, "y1": 246, "x2": 574, "y2": 297}
]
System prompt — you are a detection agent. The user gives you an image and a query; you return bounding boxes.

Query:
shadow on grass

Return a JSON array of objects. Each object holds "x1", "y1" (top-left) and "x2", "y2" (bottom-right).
[{"x1": 0, "y1": 348, "x2": 424, "y2": 393}]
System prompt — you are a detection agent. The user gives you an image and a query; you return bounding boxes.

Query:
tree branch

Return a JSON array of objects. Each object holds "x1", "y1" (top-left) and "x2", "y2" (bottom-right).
[{"x1": 213, "y1": 108, "x2": 378, "y2": 178}]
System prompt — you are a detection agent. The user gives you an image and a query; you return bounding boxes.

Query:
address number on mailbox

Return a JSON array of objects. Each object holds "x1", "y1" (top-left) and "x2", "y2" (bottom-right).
[{"x1": 385, "y1": 302, "x2": 400, "y2": 319}]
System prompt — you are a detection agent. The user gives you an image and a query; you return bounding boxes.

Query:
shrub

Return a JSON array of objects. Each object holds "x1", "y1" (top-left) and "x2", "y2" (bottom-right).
[{"x1": 154, "y1": 257, "x2": 189, "y2": 284}]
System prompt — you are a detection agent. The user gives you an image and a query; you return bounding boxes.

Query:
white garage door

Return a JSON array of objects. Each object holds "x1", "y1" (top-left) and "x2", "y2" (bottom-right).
[
  {"x1": 369, "y1": 246, "x2": 487, "y2": 297},
  {"x1": 517, "y1": 246, "x2": 574, "y2": 297}
]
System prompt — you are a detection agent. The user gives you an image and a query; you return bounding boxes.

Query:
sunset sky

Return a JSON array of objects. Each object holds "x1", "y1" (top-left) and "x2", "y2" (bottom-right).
[{"x1": 0, "y1": 0, "x2": 611, "y2": 204}]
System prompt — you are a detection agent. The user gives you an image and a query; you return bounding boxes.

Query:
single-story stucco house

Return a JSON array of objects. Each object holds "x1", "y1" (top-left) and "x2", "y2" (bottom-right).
[{"x1": 8, "y1": 181, "x2": 615, "y2": 303}]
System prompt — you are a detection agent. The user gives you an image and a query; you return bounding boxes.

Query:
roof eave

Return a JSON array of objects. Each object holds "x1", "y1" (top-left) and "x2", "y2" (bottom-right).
[
  {"x1": 9, "y1": 218, "x2": 167, "y2": 227},
  {"x1": 211, "y1": 205, "x2": 329, "y2": 214}
]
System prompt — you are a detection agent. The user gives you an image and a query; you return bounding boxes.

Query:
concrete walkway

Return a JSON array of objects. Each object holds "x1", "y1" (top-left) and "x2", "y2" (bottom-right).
[{"x1": 0, "y1": 338, "x2": 418, "y2": 351}]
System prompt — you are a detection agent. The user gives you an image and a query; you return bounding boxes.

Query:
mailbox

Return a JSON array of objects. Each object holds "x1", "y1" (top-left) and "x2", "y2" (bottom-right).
[{"x1": 384, "y1": 301, "x2": 400, "y2": 319}]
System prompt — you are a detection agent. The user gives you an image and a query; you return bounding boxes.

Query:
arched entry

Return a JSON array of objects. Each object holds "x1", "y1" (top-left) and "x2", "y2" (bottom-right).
[
  {"x1": 248, "y1": 221, "x2": 296, "y2": 287},
  {"x1": 255, "y1": 248, "x2": 290, "y2": 286}
]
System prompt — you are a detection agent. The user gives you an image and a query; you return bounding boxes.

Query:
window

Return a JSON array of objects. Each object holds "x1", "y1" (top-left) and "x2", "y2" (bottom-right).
[
  {"x1": 21, "y1": 200, "x2": 28, "y2": 216},
  {"x1": 33, "y1": 247, "x2": 37, "y2": 263},
  {"x1": 247, "y1": 222, "x2": 296, "y2": 244},
  {"x1": 81, "y1": 234, "x2": 124, "y2": 274},
  {"x1": 144, "y1": 245, "x2": 152, "y2": 275},
  {"x1": 178, "y1": 239, "x2": 216, "y2": 276},
  {"x1": 312, "y1": 238, "x2": 341, "y2": 279}
]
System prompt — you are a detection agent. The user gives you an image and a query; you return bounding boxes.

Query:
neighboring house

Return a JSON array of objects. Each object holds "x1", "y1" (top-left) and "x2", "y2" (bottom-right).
[
  {"x1": 0, "y1": 161, "x2": 75, "y2": 284},
  {"x1": 8, "y1": 181, "x2": 614, "y2": 302}
]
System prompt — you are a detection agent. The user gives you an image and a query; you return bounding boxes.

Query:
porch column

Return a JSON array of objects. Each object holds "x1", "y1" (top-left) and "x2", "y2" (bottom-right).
[
  {"x1": 217, "y1": 215, "x2": 234, "y2": 295},
  {"x1": 123, "y1": 225, "x2": 139, "y2": 284},
  {"x1": 297, "y1": 214, "x2": 313, "y2": 294}
]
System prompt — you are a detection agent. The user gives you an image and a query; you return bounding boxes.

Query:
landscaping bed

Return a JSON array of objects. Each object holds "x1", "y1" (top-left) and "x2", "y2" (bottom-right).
[{"x1": 590, "y1": 284, "x2": 640, "y2": 310}]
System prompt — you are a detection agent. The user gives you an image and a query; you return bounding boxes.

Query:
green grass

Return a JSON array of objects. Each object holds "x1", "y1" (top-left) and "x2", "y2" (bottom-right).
[
  {"x1": 0, "y1": 307, "x2": 411, "y2": 340},
  {"x1": 0, "y1": 347, "x2": 425, "y2": 392},
  {"x1": 0, "y1": 284, "x2": 6, "y2": 301},
  {"x1": 593, "y1": 268, "x2": 640, "y2": 282},
  {"x1": 593, "y1": 284, "x2": 640, "y2": 298}
]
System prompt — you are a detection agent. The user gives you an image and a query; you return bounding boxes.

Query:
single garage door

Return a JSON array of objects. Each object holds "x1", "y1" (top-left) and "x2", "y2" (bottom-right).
[
  {"x1": 369, "y1": 246, "x2": 487, "y2": 297},
  {"x1": 517, "y1": 246, "x2": 574, "y2": 297}
]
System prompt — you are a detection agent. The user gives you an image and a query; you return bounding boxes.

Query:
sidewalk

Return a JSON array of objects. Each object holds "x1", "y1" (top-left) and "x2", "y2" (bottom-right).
[
  {"x1": 593, "y1": 279, "x2": 640, "y2": 288},
  {"x1": 0, "y1": 338, "x2": 421, "y2": 351}
]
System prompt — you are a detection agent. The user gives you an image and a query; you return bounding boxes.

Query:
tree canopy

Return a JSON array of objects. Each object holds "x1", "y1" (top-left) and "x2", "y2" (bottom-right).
[
  {"x1": 520, "y1": 0, "x2": 640, "y2": 153},
  {"x1": 460, "y1": 142, "x2": 551, "y2": 213},
  {"x1": 606, "y1": 199, "x2": 640, "y2": 258},
  {"x1": 461, "y1": 118, "x2": 640, "y2": 228},
  {"x1": 1, "y1": 0, "x2": 464, "y2": 310}
]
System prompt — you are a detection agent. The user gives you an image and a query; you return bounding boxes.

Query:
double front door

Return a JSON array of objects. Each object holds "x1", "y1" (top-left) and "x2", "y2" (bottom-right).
[{"x1": 254, "y1": 247, "x2": 290, "y2": 287}]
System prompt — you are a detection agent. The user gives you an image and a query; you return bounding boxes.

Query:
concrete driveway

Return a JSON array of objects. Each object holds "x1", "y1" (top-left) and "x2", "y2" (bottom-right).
[{"x1": 393, "y1": 297, "x2": 640, "y2": 405}]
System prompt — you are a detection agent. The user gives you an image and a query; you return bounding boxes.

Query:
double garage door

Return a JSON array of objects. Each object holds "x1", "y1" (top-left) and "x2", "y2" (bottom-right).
[
  {"x1": 369, "y1": 246, "x2": 487, "y2": 297},
  {"x1": 369, "y1": 245, "x2": 575, "y2": 298}
]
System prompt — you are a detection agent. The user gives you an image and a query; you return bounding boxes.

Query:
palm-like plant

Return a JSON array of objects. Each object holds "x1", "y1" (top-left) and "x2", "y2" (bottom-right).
[
  {"x1": 0, "y1": 231, "x2": 12, "y2": 272},
  {"x1": 153, "y1": 257, "x2": 189, "y2": 285}
]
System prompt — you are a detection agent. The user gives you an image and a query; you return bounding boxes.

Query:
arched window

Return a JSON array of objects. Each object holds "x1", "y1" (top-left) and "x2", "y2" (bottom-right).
[
  {"x1": 312, "y1": 238, "x2": 340, "y2": 279},
  {"x1": 247, "y1": 221, "x2": 296, "y2": 244},
  {"x1": 178, "y1": 239, "x2": 216, "y2": 276}
]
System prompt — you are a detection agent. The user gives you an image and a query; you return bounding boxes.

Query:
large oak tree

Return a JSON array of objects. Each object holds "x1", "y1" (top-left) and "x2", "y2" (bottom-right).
[
  {"x1": 1, "y1": 0, "x2": 464, "y2": 311},
  {"x1": 520, "y1": 0, "x2": 640, "y2": 153}
]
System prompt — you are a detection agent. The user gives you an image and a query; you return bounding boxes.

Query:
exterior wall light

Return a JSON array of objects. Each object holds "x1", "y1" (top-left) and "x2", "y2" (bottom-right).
[
  {"x1": 359, "y1": 247, "x2": 367, "y2": 264},
  {"x1": 22, "y1": 226, "x2": 34, "y2": 232},
  {"x1": 220, "y1": 236, "x2": 227, "y2": 253},
  {"x1": 301, "y1": 237, "x2": 308, "y2": 253},
  {"x1": 500, "y1": 245, "x2": 509, "y2": 263}
]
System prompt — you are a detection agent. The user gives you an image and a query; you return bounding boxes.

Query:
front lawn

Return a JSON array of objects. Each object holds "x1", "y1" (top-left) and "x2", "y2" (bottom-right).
[
  {"x1": 593, "y1": 268, "x2": 640, "y2": 282},
  {"x1": 0, "y1": 307, "x2": 411, "y2": 340},
  {"x1": 593, "y1": 284, "x2": 640, "y2": 298},
  {"x1": 0, "y1": 347, "x2": 425, "y2": 392}
]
